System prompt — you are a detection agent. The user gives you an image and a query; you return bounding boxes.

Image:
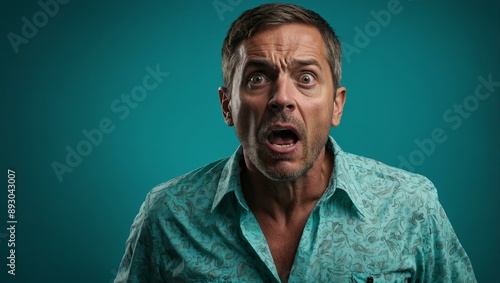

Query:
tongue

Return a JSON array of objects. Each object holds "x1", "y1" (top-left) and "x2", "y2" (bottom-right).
[{"x1": 269, "y1": 130, "x2": 297, "y2": 145}]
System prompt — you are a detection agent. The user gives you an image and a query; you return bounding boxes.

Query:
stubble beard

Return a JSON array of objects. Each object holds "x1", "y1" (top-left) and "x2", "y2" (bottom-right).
[{"x1": 244, "y1": 113, "x2": 328, "y2": 182}]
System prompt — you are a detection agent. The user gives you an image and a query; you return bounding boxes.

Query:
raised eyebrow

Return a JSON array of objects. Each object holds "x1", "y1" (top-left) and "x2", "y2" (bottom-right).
[
  {"x1": 291, "y1": 59, "x2": 322, "y2": 70},
  {"x1": 242, "y1": 59, "x2": 322, "y2": 73},
  {"x1": 243, "y1": 59, "x2": 275, "y2": 72}
]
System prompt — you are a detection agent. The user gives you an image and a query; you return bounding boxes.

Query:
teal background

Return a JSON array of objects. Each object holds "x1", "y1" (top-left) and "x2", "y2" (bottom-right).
[{"x1": 1, "y1": 0, "x2": 499, "y2": 282}]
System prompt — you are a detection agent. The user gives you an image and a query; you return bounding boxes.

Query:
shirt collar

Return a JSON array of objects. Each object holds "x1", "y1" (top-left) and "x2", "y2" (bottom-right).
[
  {"x1": 211, "y1": 136, "x2": 369, "y2": 219},
  {"x1": 211, "y1": 146, "x2": 249, "y2": 212},
  {"x1": 326, "y1": 137, "x2": 368, "y2": 219}
]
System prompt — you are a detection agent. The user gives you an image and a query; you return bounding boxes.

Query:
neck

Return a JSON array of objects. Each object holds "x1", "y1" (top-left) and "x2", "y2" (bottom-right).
[{"x1": 241, "y1": 148, "x2": 334, "y2": 223}]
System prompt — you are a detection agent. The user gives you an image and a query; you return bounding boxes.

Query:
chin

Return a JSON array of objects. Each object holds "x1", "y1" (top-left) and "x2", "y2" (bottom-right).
[{"x1": 260, "y1": 162, "x2": 311, "y2": 182}]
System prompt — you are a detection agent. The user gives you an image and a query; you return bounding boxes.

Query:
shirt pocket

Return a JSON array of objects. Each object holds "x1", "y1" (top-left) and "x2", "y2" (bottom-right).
[{"x1": 351, "y1": 271, "x2": 411, "y2": 282}]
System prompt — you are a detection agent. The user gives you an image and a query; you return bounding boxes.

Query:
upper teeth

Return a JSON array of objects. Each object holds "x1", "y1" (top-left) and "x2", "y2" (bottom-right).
[{"x1": 275, "y1": 143, "x2": 294, "y2": 147}]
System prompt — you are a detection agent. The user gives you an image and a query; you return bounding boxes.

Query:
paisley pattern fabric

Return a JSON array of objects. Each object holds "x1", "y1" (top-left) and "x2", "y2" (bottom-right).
[{"x1": 115, "y1": 137, "x2": 476, "y2": 282}]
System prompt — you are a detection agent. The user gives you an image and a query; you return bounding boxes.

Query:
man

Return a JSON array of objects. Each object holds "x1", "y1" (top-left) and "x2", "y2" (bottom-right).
[{"x1": 115, "y1": 3, "x2": 476, "y2": 282}]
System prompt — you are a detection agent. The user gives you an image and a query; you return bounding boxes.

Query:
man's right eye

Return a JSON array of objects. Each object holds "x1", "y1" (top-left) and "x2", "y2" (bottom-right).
[{"x1": 248, "y1": 73, "x2": 269, "y2": 85}]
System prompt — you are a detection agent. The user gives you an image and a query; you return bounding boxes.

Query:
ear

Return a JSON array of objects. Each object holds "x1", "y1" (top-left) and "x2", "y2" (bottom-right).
[
  {"x1": 218, "y1": 86, "x2": 233, "y2": 126},
  {"x1": 331, "y1": 86, "x2": 346, "y2": 127}
]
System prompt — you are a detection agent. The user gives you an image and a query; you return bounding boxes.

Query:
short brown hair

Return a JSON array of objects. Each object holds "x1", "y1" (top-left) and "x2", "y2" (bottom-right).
[{"x1": 221, "y1": 3, "x2": 342, "y2": 92}]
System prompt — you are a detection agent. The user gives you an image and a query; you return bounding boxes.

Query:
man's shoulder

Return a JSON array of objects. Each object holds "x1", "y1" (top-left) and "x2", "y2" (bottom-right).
[
  {"x1": 340, "y1": 150, "x2": 441, "y2": 221},
  {"x1": 145, "y1": 157, "x2": 230, "y2": 212},
  {"x1": 343, "y1": 151, "x2": 437, "y2": 195}
]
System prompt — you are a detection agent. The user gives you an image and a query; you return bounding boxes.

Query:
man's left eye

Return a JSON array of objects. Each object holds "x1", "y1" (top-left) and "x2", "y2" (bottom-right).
[{"x1": 298, "y1": 73, "x2": 316, "y2": 85}]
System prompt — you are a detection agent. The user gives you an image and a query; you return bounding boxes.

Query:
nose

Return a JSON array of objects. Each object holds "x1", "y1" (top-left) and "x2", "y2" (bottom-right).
[{"x1": 268, "y1": 76, "x2": 296, "y2": 113}]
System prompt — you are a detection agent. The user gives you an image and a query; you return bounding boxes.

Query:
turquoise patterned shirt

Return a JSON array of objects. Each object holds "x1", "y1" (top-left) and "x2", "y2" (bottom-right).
[{"x1": 115, "y1": 137, "x2": 476, "y2": 282}]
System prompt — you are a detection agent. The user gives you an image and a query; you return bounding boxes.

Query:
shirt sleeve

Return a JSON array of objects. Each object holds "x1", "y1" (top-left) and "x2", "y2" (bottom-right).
[
  {"x1": 417, "y1": 183, "x2": 477, "y2": 283},
  {"x1": 114, "y1": 193, "x2": 159, "y2": 283}
]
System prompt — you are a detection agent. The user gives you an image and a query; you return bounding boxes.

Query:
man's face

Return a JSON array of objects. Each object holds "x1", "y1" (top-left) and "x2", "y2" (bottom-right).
[{"x1": 219, "y1": 24, "x2": 346, "y2": 181}]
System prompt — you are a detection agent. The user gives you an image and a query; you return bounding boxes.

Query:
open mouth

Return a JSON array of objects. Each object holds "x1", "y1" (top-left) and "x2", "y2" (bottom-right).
[{"x1": 268, "y1": 129, "x2": 299, "y2": 147}]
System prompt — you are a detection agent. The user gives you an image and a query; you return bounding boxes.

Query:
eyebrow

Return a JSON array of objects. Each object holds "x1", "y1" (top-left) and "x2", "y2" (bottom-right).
[
  {"x1": 290, "y1": 59, "x2": 322, "y2": 70},
  {"x1": 243, "y1": 58, "x2": 322, "y2": 72},
  {"x1": 243, "y1": 59, "x2": 275, "y2": 71}
]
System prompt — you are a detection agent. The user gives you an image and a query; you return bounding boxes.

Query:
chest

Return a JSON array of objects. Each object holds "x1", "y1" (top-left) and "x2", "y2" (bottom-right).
[
  {"x1": 256, "y1": 216, "x2": 310, "y2": 282},
  {"x1": 162, "y1": 206, "x2": 417, "y2": 282}
]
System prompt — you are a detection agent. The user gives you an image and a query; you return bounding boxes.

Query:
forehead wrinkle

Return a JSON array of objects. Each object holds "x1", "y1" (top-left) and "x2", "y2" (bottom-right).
[
  {"x1": 244, "y1": 28, "x2": 325, "y2": 70},
  {"x1": 244, "y1": 44, "x2": 323, "y2": 72}
]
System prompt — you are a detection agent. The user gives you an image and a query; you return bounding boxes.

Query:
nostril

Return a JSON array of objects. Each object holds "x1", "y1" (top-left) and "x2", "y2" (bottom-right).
[
  {"x1": 269, "y1": 101, "x2": 280, "y2": 111},
  {"x1": 269, "y1": 101, "x2": 294, "y2": 113}
]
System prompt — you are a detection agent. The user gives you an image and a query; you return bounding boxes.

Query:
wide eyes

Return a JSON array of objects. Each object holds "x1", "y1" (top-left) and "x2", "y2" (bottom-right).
[
  {"x1": 247, "y1": 72, "x2": 317, "y2": 87},
  {"x1": 248, "y1": 73, "x2": 269, "y2": 85},
  {"x1": 298, "y1": 73, "x2": 316, "y2": 86}
]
